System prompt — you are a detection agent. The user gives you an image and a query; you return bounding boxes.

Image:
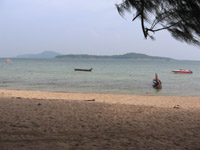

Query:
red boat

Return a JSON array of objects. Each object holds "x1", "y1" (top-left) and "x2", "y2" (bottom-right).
[
  {"x1": 6, "y1": 59, "x2": 11, "y2": 63},
  {"x1": 172, "y1": 69, "x2": 193, "y2": 74}
]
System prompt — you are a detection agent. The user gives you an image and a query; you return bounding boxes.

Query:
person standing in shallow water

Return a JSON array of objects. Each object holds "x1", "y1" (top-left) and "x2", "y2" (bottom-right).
[{"x1": 152, "y1": 73, "x2": 162, "y2": 89}]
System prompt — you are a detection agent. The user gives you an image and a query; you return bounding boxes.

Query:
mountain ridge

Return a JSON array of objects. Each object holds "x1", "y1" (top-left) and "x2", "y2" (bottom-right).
[
  {"x1": 15, "y1": 51, "x2": 174, "y2": 60},
  {"x1": 55, "y1": 52, "x2": 173, "y2": 60},
  {"x1": 16, "y1": 51, "x2": 60, "y2": 58}
]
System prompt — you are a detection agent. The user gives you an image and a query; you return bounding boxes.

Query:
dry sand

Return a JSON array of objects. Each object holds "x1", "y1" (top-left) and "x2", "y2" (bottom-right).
[{"x1": 0, "y1": 89, "x2": 200, "y2": 150}]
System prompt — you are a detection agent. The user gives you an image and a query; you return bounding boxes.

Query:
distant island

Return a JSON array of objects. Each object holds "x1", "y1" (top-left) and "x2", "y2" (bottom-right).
[
  {"x1": 15, "y1": 51, "x2": 173, "y2": 60},
  {"x1": 55, "y1": 53, "x2": 173, "y2": 60},
  {"x1": 16, "y1": 51, "x2": 60, "y2": 58}
]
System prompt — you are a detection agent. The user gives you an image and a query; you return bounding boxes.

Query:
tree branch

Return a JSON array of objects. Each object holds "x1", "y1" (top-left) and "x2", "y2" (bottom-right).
[
  {"x1": 140, "y1": 0, "x2": 148, "y2": 38},
  {"x1": 132, "y1": 12, "x2": 141, "y2": 21},
  {"x1": 147, "y1": 21, "x2": 181, "y2": 33}
]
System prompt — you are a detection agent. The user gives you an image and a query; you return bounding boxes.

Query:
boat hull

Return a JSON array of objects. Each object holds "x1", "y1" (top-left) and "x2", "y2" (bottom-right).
[
  {"x1": 74, "y1": 68, "x2": 92, "y2": 72},
  {"x1": 172, "y1": 70, "x2": 192, "y2": 74},
  {"x1": 152, "y1": 80, "x2": 162, "y2": 89}
]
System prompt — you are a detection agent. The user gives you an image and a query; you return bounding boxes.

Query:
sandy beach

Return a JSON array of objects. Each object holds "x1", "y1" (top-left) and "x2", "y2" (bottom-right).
[{"x1": 0, "y1": 89, "x2": 200, "y2": 150}]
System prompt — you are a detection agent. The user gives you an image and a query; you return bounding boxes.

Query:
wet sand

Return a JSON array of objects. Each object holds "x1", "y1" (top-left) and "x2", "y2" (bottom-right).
[{"x1": 0, "y1": 90, "x2": 200, "y2": 150}]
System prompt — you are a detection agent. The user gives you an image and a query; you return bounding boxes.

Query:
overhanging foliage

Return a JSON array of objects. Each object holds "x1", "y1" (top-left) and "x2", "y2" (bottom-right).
[{"x1": 116, "y1": 0, "x2": 200, "y2": 46}]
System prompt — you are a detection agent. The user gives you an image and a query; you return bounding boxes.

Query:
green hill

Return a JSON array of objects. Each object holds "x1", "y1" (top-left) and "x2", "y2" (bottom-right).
[{"x1": 55, "y1": 53, "x2": 173, "y2": 60}]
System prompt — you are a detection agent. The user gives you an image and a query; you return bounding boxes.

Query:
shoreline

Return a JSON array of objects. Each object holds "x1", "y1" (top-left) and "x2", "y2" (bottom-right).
[{"x1": 0, "y1": 89, "x2": 200, "y2": 109}]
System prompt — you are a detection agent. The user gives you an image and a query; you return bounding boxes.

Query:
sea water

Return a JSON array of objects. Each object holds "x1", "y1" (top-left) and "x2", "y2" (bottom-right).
[{"x1": 0, "y1": 58, "x2": 200, "y2": 96}]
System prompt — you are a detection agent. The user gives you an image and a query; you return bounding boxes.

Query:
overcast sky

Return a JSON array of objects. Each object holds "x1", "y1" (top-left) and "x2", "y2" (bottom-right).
[{"x1": 0, "y1": 0, "x2": 200, "y2": 60}]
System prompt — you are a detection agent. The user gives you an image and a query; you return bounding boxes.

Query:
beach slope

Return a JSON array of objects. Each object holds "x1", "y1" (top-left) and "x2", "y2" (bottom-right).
[{"x1": 0, "y1": 90, "x2": 200, "y2": 150}]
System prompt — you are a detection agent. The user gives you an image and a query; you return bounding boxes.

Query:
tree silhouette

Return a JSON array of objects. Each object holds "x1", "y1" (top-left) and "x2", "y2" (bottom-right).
[{"x1": 116, "y1": 0, "x2": 200, "y2": 45}]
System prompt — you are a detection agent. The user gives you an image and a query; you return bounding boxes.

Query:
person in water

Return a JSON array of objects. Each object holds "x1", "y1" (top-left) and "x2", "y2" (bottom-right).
[{"x1": 152, "y1": 73, "x2": 162, "y2": 89}]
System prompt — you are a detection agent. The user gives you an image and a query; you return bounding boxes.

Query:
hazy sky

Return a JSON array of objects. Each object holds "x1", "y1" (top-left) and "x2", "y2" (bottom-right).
[{"x1": 0, "y1": 0, "x2": 200, "y2": 60}]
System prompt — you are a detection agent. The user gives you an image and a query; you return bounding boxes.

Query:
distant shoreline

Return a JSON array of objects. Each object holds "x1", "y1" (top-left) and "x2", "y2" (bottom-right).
[{"x1": 1, "y1": 57, "x2": 199, "y2": 61}]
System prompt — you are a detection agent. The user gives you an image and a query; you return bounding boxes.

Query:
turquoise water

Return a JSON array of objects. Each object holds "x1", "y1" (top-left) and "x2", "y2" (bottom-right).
[{"x1": 0, "y1": 58, "x2": 200, "y2": 96}]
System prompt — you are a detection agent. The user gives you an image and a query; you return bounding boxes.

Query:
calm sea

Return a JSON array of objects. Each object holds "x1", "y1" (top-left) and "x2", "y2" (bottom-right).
[{"x1": 0, "y1": 58, "x2": 200, "y2": 96}]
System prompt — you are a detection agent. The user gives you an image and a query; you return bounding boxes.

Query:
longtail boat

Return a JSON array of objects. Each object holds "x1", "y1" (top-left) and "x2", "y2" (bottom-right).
[
  {"x1": 74, "y1": 68, "x2": 92, "y2": 72},
  {"x1": 152, "y1": 73, "x2": 162, "y2": 89}
]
